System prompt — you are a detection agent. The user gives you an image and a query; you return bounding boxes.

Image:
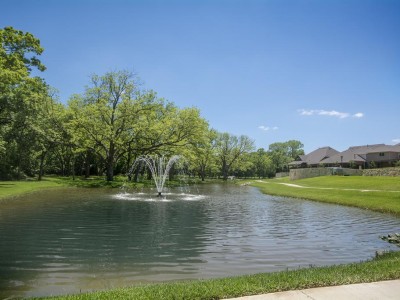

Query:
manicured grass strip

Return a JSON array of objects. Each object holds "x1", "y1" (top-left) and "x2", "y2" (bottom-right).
[
  {"x1": 250, "y1": 176, "x2": 400, "y2": 215},
  {"x1": 285, "y1": 176, "x2": 400, "y2": 191},
  {"x1": 0, "y1": 179, "x2": 65, "y2": 200},
  {"x1": 37, "y1": 251, "x2": 400, "y2": 300}
]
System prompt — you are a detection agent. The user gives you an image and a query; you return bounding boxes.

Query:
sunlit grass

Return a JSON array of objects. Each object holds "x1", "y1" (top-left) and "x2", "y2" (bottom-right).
[
  {"x1": 0, "y1": 178, "x2": 65, "y2": 200},
  {"x1": 250, "y1": 176, "x2": 400, "y2": 215},
  {"x1": 0, "y1": 175, "x2": 221, "y2": 199}
]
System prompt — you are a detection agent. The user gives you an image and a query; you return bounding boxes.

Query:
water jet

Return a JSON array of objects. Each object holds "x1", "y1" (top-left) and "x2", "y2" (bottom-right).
[{"x1": 128, "y1": 155, "x2": 180, "y2": 197}]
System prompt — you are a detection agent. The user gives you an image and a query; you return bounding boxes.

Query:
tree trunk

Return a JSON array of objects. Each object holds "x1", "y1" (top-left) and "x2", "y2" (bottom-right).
[
  {"x1": 147, "y1": 169, "x2": 152, "y2": 180},
  {"x1": 106, "y1": 144, "x2": 115, "y2": 181},
  {"x1": 38, "y1": 151, "x2": 47, "y2": 181},
  {"x1": 200, "y1": 165, "x2": 206, "y2": 181},
  {"x1": 71, "y1": 155, "x2": 76, "y2": 180},
  {"x1": 126, "y1": 146, "x2": 132, "y2": 175},
  {"x1": 222, "y1": 160, "x2": 228, "y2": 180},
  {"x1": 169, "y1": 164, "x2": 175, "y2": 181},
  {"x1": 133, "y1": 160, "x2": 141, "y2": 182},
  {"x1": 84, "y1": 150, "x2": 91, "y2": 178}
]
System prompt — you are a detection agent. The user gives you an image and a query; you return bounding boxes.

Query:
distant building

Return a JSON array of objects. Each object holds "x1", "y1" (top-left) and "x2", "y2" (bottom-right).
[
  {"x1": 290, "y1": 144, "x2": 400, "y2": 169},
  {"x1": 289, "y1": 146, "x2": 339, "y2": 168}
]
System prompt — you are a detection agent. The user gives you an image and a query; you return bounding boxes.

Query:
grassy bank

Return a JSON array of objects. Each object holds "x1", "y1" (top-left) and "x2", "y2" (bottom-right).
[
  {"x1": 250, "y1": 176, "x2": 400, "y2": 215},
  {"x1": 0, "y1": 176, "x2": 220, "y2": 199},
  {"x1": 0, "y1": 179, "x2": 65, "y2": 200},
  {"x1": 37, "y1": 251, "x2": 400, "y2": 300},
  {"x1": 55, "y1": 175, "x2": 214, "y2": 189}
]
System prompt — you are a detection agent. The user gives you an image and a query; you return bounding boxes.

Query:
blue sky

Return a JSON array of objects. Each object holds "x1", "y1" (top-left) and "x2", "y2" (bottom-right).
[{"x1": 2, "y1": 0, "x2": 399, "y2": 153}]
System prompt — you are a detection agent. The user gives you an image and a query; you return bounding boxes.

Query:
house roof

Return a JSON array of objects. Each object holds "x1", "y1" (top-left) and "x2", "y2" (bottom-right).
[
  {"x1": 366, "y1": 144, "x2": 400, "y2": 153},
  {"x1": 290, "y1": 144, "x2": 400, "y2": 166},
  {"x1": 289, "y1": 146, "x2": 339, "y2": 166},
  {"x1": 320, "y1": 144, "x2": 393, "y2": 164}
]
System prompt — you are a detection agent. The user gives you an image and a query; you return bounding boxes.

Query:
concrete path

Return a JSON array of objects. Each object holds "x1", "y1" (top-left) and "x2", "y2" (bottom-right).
[{"x1": 225, "y1": 280, "x2": 400, "y2": 300}]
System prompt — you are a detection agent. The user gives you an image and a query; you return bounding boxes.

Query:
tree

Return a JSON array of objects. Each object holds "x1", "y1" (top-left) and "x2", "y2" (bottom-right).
[
  {"x1": 68, "y1": 70, "x2": 209, "y2": 181},
  {"x1": 286, "y1": 140, "x2": 305, "y2": 159},
  {"x1": 31, "y1": 88, "x2": 67, "y2": 180},
  {"x1": 68, "y1": 70, "x2": 146, "y2": 181},
  {"x1": 268, "y1": 140, "x2": 304, "y2": 173},
  {"x1": 0, "y1": 26, "x2": 46, "y2": 126},
  {"x1": 187, "y1": 128, "x2": 218, "y2": 181},
  {"x1": 215, "y1": 132, "x2": 255, "y2": 180},
  {"x1": 0, "y1": 27, "x2": 47, "y2": 179},
  {"x1": 252, "y1": 148, "x2": 274, "y2": 178}
]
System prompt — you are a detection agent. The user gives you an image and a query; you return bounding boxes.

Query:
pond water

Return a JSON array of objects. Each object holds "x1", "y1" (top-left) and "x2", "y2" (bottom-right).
[{"x1": 1, "y1": 184, "x2": 399, "y2": 298}]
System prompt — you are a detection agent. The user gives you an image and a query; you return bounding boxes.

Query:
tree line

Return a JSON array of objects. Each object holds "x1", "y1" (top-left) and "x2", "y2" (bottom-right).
[{"x1": 0, "y1": 27, "x2": 304, "y2": 181}]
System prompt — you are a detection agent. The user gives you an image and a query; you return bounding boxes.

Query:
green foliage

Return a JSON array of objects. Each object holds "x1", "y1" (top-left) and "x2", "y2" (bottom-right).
[
  {"x1": 268, "y1": 140, "x2": 304, "y2": 173},
  {"x1": 0, "y1": 26, "x2": 54, "y2": 180},
  {"x1": 251, "y1": 148, "x2": 275, "y2": 178},
  {"x1": 67, "y1": 70, "x2": 209, "y2": 181},
  {"x1": 186, "y1": 128, "x2": 218, "y2": 180},
  {"x1": 1, "y1": 26, "x2": 306, "y2": 183},
  {"x1": 215, "y1": 132, "x2": 255, "y2": 180}
]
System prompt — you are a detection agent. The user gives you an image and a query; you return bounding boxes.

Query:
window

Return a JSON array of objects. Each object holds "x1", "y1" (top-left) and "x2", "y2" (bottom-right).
[{"x1": 379, "y1": 152, "x2": 385, "y2": 157}]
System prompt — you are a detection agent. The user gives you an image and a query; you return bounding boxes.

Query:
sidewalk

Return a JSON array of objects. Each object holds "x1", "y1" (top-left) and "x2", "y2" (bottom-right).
[{"x1": 226, "y1": 280, "x2": 400, "y2": 300}]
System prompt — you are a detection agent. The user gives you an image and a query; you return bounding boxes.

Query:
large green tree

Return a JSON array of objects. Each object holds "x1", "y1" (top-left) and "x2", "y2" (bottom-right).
[
  {"x1": 268, "y1": 140, "x2": 304, "y2": 173},
  {"x1": 0, "y1": 27, "x2": 48, "y2": 179},
  {"x1": 187, "y1": 128, "x2": 218, "y2": 181},
  {"x1": 0, "y1": 26, "x2": 45, "y2": 126},
  {"x1": 32, "y1": 89, "x2": 67, "y2": 180},
  {"x1": 68, "y1": 70, "x2": 149, "y2": 181},
  {"x1": 68, "y1": 70, "x2": 209, "y2": 181},
  {"x1": 215, "y1": 132, "x2": 255, "y2": 180},
  {"x1": 251, "y1": 148, "x2": 274, "y2": 178}
]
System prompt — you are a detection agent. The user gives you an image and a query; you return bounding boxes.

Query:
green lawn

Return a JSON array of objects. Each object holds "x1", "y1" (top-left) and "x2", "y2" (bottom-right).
[
  {"x1": 37, "y1": 251, "x2": 400, "y2": 300},
  {"x1": 0, "y1": 178, "x2": 65, "y2": 200},
  {"x1": 250, "y1": 176, "x2": 400, "y2": 215},
  {"x1": 0, "y1": 176, "x2": 217, "y2": 199}
]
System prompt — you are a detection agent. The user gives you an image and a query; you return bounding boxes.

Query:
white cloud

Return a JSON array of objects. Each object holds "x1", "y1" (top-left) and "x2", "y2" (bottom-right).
[
  {"x1": 258, "y1": 125, "x2": 278, "y2": 131},
  {"x1": 319, "y1": 110, "x2": 349, "y2": 118},
  {"x1": 392, "y1": 138, "x2": 400, "y2": 144},
  {"x1": 299, "y1": 109, "x2": 315, "y2": 116},
  {"x1": 353, "y1": 112, "x2": 364, "y2": 118},
  {"x1": 298, "y1": 109, "x2": 364, "y2": 119}
]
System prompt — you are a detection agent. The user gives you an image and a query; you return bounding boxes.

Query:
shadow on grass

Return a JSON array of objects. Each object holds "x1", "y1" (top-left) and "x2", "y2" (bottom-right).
[{"x1": 0, "y1": 183, "x2": 15, "y2": 188}]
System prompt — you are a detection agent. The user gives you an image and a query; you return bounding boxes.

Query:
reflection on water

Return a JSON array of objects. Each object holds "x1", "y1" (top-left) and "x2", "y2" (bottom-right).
[{"x1": 0, "y1": 184, "x2": 399, "y2": 298}]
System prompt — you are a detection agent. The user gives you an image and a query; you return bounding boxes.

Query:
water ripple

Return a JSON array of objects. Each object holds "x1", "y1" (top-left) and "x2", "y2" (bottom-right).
[{"x1": 0, "y1": 185, "x2": 399, "y2": 298}]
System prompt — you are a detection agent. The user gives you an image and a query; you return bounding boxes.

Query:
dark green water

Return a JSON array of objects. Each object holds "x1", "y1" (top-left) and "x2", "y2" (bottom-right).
[{"x1": 0, "y1": 184, "x2": 399, "y2": 298}]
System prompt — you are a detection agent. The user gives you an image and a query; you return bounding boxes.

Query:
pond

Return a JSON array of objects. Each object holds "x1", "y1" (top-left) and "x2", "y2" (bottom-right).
[{"x1": 1, "y1": 184, "x2": 399, "y2": 298}]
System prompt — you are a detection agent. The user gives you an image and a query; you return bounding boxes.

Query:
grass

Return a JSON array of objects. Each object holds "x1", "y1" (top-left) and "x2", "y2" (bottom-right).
[
  {"x1": 0, "y1": 175, "x2": 221, "y2": 199},
  {"x1": 0, "y1": 178, "x2": 66, "y2": 200},
  {"x1": 36, "y1": 251, "x2": 400, "y2": 300},
  {"x1": 249, "y1": 176, "x2": 400, "y2": 215},
  {"x1": 55, "y1": 175, "x2": 217, "y2": 188}
]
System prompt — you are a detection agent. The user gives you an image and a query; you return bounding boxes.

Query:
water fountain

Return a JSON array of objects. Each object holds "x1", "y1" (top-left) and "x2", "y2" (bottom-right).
[{"x1": 128, "y1": 155, "x2": 180, "y2": 197}]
